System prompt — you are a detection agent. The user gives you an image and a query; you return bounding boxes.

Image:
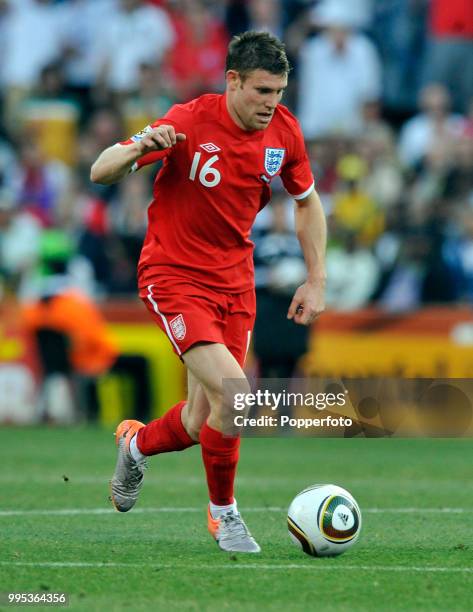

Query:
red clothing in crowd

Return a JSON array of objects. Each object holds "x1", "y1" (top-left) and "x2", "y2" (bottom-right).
[
  {"x1": 430, "y1": 0, "x2": 473, "y2": 38},
  {"x1": 166, "y1": 12, "x2": 229, "y2": 101}
]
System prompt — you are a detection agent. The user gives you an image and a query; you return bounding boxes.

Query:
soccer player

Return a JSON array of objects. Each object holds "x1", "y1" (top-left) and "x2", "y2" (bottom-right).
[{"x1": 90, "y1": 31, "x2": 326, "y2": 553}]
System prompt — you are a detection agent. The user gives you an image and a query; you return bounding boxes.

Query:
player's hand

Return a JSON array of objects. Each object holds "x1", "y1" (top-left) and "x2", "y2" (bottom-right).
[
  {"x1": 138, "y1": 125, "x2": 186, "y2": 153},
  {"x1": 287, "y1": 280, "x2": 325, "y2": 326}
]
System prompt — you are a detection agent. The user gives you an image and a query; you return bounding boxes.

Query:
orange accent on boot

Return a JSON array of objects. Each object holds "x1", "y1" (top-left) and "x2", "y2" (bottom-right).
[
  {"x1": 109, "y1": 481, "x2": 120, "y2": 513},
  {"x1": 207, "y1": 505, "x2": 221, "y2": 540},
  {"x1": 115, "y1": 419, "x2": 145, "y2": 451}
]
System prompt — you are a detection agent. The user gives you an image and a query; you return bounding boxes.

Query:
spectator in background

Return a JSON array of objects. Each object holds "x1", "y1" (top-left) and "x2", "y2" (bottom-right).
[
  {"x1": 225, "y1": 0, "x2": 251, "y2": 37},
  {"x1": 408, "y1": 135, "x2": 452, "y2": 223},
  {"x1": 325, "y1": 230, "x2": 380, "y2": 311},
  {"x1": 360, "y1": 98, "x2": 395, "y2": 145},
  {"x1": 424, "y1": 0, "x2": 473, "y2": 113},
  {"x1": 0, "y1": 137, "x2": 19, "y2": 203},
  {"x1": 357, "y1": 126, "x2": 403, "y2": 212},
  {"x1": 113, "y1": 172, "x2": 149, "y2": 239},
  {"x1": 19, "y1": 62, "x2": 80, "y2": 167},
  {"x1": 166, "y1": 0, "x2": 228, "y2": 101},
  {"x1": 253, "y1": 195, "x2": 310, "y2": 378},
  {"x1": 247, "y1": 0, "x2": 283, "y2": 38},
  {"x1": 15, "y1": 137, "x2": 73, "y2": 228},
  {"x1": 96, "y1": 0, "x2": 174, "y2": 101},
  {"x1": 104, "y1": 173, "x2": 150, "y2": 296},
  {"x1": 75, "y1": 107, "x2": 124, "y2": 201},
  {"x1": 0, "y1": 0, "x2": 64, "y2": 134},
  {"x1": 378, "y1": 232, "x2": 430, "y2": 312},
  {"x1": 224, "y1": 0, "x2": 286, "y2": 39},
  {"x1": 296, "y1": 0, "x2": 382, "y2": 138},
  {"x1": 371, "y1": 0, "x2": 429, "y2": 115},
  {"x1": 443, "y1": 128, "x2": 473, "y2": 204},
  {"x1": 121, "y1": 63, "x2": 175, "y2": 137},
  {"x1": 398, "y1": 83, "x2": 464, "y2": 169},
  {"x1": 357, "y1": 99, "x2": 403, "y2": 210},
  {"x1": 21, "y1": 230, "x2": 119, "y2": 422},
  {"x1": 453, "y1": 211, "x2": 473, "y2": 301},
  {"x1": 462, "y1": 97, "x2": 473, "y2": 138},
  {"x1": 0, "y1": 0, "x2": 8, "y2": 78},
  {"x1": 332, "y1": 154, "x2": 385, "y2": 246},
  {"x1": 70, "y1": 108, "x2": 123, "y2": 296},
  {"x1": 421, "y1": 202, "x2": 462, "y2": 304},
  {"x1": 378, "y1": 207, "x2": 460, "y2": 311},
  {"x1": 58, "y1": 0, "x2": 118, "y2": 120},
  {"x1": 304, "y1": 137, "x2": 349, "y2": 212},
  {"x1": 0, "y1": 197, "x2": 41, "y2": 293},
  {"x1": 75, "y1": 190, "x2": 111, "y2": 296}
]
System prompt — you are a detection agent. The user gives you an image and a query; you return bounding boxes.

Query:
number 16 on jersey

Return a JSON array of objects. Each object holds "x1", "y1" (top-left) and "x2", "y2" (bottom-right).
[{"x1": 189, "y1": 153, "x2": 221, "y2": 188}]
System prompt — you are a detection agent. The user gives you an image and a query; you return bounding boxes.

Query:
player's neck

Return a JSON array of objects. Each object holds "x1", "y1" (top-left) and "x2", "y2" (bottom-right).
[{"x1": 225, "y1": 95, "x2": 251, "y2": 132}]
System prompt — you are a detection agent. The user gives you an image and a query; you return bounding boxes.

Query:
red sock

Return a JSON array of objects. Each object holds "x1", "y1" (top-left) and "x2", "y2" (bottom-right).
[
  {"x1": 200, "y1": 422, "x2": 240, "y2": 506},
  {"x1": 136, "y1": 401, "x2": 196, "y2": 455}
]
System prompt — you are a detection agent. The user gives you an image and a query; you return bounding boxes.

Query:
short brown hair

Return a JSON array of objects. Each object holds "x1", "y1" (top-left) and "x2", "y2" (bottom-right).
[{"x1": 226, "y1": 31, "x2": 290, "y2": 79}]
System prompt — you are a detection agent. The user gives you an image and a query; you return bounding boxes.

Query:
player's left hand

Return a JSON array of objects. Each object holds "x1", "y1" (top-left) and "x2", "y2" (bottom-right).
[{"x1": 287, "y1": 280, "x2": 325, "y2": 326}]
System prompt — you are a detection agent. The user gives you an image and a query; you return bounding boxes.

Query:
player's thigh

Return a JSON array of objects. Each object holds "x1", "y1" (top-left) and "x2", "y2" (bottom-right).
[{"x1": 182, "y1": 342, "x2": 250, "y2": 412}]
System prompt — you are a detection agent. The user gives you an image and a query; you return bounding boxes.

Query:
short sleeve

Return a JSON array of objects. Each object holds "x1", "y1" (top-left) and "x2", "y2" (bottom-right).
[{"x1": 280, "y1": 120, "x2": 315, "y2": 200}]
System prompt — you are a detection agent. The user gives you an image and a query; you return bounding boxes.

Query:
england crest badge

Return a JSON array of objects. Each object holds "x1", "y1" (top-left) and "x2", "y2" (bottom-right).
[
  {"x1": 264, "y1": 147, "x2": 285, "y2": 176},
  {"x1": 170, "y1": 314, "x2": 186, "y2": 341}
]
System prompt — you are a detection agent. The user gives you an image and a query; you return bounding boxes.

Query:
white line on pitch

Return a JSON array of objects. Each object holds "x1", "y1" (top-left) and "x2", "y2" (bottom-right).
[
  {"x1": 0, "y1": 507, "x2": 471, "y2": 517},
  {"x1": 1, "y1": 476, "x2": 467, "y2": 487},
  {"x1": 0, "y1": 561, "x2": 472, "y2": 573},
  {"x1": 0, "y1": 507, "x2": 277, "y2": 516}
]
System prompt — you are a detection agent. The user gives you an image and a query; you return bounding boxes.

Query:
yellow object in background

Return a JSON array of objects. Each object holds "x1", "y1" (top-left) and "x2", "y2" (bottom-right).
[
  {"x1": 333, "y1": 190, "x2": 384, "y2": 245},
  {"x1": 98, "y1": 324, "x2": 186, "y2": 426},
  {"x1": 23, "y1": 101, "x2": 79, "y2": 166}
]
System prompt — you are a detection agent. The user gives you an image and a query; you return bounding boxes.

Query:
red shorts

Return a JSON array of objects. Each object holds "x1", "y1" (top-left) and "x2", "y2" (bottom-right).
[{"x1": 139, "y1": 278, "x2": 256, "y2": 367}]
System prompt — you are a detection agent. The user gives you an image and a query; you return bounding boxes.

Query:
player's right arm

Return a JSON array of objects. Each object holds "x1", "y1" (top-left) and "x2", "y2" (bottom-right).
[{"x1": 90, "y1": 125, "x2": 186, "y2": 185}]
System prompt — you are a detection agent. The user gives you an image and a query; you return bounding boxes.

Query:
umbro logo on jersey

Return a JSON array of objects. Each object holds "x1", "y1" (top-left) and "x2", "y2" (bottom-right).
[{"x1": 200, "y1": 142, "x2": 221, "y2": 153}]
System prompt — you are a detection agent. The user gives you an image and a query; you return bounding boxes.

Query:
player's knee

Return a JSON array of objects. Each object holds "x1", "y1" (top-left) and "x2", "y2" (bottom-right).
[
  {"x1": 205, "y1": 377, "x2": 251, "y2": 428},
  {"x1": 207, "y1": 377, "x2": 250, "y2": 411}
]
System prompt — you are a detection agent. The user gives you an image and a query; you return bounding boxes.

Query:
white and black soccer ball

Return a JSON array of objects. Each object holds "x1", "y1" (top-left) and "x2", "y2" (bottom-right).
[{"x1": 287, "y1": 484, "x2": 362, "y2": 557}]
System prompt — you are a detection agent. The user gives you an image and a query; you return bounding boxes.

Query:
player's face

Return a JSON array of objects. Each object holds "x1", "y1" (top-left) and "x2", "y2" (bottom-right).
[{"x1": 226, "y1": 69, "x2": 288, "y2": 131}]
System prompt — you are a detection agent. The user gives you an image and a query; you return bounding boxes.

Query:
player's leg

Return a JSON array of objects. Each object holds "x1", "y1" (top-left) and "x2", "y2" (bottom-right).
[
  {"x1": 181, "y1": 369, "x2": 211, "y2": 441},
  {"x1": 130, "y1": 361, "x2": 212, "y2": 458},
  {"x1": 110, "y1": 283, "x2": 224, "y2": 512},
  {"x1": 110, "y1": 382, "x2": 203, "y2": 513},
  {"x1": 110, "y1": 373, "x2": 209, "y2": 513},
  {"x1": 183, "y1": 342, "x2": 259, "y2": 552}
]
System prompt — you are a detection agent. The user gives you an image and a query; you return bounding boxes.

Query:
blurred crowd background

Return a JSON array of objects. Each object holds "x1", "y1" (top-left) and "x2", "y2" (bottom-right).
[
  {"x1": 0, "y1": 0, "x2": 472, "y2": 423},
  {"x1": 0, "y1": 0, "x2": 472, "y2": 313}
]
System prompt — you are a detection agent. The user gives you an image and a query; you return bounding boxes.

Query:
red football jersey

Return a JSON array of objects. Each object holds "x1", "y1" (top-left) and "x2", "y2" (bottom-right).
[{"x1": 124, "y1": 93, "x2": 314, "y2": 292}]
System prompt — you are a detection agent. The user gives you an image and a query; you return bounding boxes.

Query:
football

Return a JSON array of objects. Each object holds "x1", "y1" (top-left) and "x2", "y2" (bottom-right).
[{"x1": 287, "y1": 484, "x2": 362, "y2": 557}]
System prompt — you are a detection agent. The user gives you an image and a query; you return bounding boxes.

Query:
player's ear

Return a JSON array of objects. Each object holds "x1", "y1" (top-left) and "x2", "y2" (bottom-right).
[{"x1": 226, "y1": 70, "x2": 241, "y2": 91}]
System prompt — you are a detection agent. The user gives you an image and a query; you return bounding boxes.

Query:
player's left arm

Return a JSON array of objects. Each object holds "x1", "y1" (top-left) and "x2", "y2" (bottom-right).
[{"x1": 287, "y1": 188, "x2": 327, "y2": 326}]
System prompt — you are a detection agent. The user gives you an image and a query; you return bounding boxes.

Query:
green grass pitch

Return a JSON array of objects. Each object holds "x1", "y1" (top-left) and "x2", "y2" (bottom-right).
[{"x1": 0, "y1": 428, "x2": 471, "y2": 611}]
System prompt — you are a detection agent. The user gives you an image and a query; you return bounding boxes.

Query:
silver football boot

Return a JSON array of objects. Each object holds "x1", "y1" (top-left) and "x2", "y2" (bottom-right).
[
  {"x1": 208, "y1": 506, "x2": 261, "y2": 553},
  {"x1": 110, "y1": 420, "x2": 147, "y2": 512}
]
